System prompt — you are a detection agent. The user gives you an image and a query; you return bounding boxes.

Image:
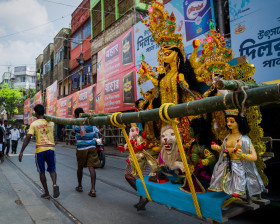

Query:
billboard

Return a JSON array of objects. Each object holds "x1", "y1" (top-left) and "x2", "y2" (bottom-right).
[
  {"x1": 23, "y1": 91, "x2": 43, "y2": 125},
  {"x1": 55, "y1": 85, "x2": 95, "y2": 118},
  {"x1": 95, "y1": 27, "x2": 136, "y2": 113},
  {"x1": 229, "y1": 0, "x2": 280, "y2": 82},
  {"x1": 23, "y1": 98, "x2": 30, "y2": 125},
  {"x1": 183, "y1": 0, "x2": 214, "y2": 41},
  {"x1": 46, "y1": 81, "x2": 57, "y2": 115}
]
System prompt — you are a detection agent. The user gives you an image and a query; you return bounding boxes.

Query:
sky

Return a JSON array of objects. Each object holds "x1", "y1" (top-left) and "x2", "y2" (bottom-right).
[{"x1": 0, "y1": 0, "x2": 83, "y2": 81}]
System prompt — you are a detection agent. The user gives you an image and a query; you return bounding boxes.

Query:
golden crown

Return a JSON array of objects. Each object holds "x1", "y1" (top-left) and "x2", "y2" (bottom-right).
[
  {"x1": 131, "y1": 123, "x2": 138, "y2": 128},
  {"x1": 225, "y1": 109, "x2": 239, "y2": 116},
  {"x1": 189, "y1": 24, "x2": 234, "y2": 84},
  {"x1": 142, "y1": 0, "x2": 183, "y2": 49}
]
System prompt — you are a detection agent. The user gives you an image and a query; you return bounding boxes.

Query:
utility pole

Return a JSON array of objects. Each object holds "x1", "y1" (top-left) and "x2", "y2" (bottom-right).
[{"x1": 215, "y1": 0, "x2": 225, "y2": 35}]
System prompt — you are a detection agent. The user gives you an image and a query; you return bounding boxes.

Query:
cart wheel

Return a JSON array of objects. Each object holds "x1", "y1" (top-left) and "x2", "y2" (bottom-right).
[{"x1": 98, "y1": 150, "x2": 106, "y2": 168}]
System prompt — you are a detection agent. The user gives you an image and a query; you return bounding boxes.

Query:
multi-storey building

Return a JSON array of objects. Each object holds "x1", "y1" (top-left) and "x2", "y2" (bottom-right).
[
  {"x1": 42, "y1": 43, "x2": 54, "y2": 102},
  {"x1": 1, "y1": 72, "x2": 11, "y2": 85},
  {"x1": 90, "y1": 0, "x2": 150, "y2": 82},
  {"x1": 11, "y1": 66, "x2": 36, "y2": 89},
  {"x1": 53, "y1": 28, "x2": 71, "y2": 98},
  {"x1": 35, "y1": 54, "x2": 43, "y2": 93},
  {"x1": 69, "y1": 0, "x2": 93, "y2": 93}
]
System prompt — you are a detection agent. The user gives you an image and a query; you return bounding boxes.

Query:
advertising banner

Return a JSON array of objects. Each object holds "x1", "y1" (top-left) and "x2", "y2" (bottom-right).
[
  {"x1": 133, "y1": 0, "x2": 215, "y2": 99},
  {"x1": 54, "y1": 85, "x2": 95, "y2": 118},
  {"x1": 23, "y1": 98, "x2": 30, "y2": 125},
  {"x1": 28, "y1": 97, "x2": 36, "y2": 124},
  {"x1": 229, "y1": 0, "x2": 280, "y2": 82},
  {"x1": 183, "y1": 0, "x2": 214, "y2": 41},
  {"x1": 34, "y1": 91, "x2": 43, "y2": 105},
  {"x1": 56, "y1": 97, "x2": 67, "y2": 118},
  {"x1": 46, "y1": 80, "x2": 58, "y2": 115},
  {"x1": 96, "y1": 27, "x2": 136, "y2": 113}
]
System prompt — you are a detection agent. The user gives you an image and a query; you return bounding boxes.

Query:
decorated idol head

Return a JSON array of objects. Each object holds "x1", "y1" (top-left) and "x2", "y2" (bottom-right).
[{"x1": 225, "y1": 109, "x2": 250, "y2": 135}]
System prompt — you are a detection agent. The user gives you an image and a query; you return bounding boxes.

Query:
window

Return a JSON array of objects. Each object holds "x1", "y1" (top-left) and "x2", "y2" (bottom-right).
[
  {"x1": 55, "y1": 48, "x2": 64, "y2": 65},
  {"x1": 43, "y1": 60, "x2": 51, "y2": 74},
  {"x1": 82, "y1": 63, "x2": 92, "y2": 86},
  {"x1": 32, "y1": 77, "x2": 36, "y2": 83},
  {"x1": 64, "y1": 46, "x2": 69, "y2": 59},
  {"x1": 71, "y1": 30, "x2": 81, "y2": 50},
  {"x1": 82, "y1": 21, "x2": 91, "y2": 40},
  {"x1": 119, "y1": 0, "x2": 133, "y2": 16},
  {"x1": 104, "y1": 0, "x2": 116, "y2": 29},
  {"x1": 92, "y1": 2, "x2": 102, "y2": 38},
  {"x1": 20, "y1": 76, "x2": 25, "y2": 82}
]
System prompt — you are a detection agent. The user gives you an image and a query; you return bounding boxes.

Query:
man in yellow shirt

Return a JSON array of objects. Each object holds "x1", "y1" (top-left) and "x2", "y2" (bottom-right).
[{"x1": 19, "y1": 104, "x2": 60, "y2": 199}]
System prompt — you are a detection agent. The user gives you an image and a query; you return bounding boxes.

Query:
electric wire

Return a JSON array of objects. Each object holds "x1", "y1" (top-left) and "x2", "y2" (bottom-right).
[{"x1": 0, "y1": 14, "x2": 72, "y2": 39}]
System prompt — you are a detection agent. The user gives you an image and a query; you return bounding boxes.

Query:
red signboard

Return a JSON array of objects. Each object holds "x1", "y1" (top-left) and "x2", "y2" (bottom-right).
[
  {"x1": 46, "y1": 81, "x2": 58, "y2": 115},
  {"x1": 95, "y1": 27, "x2": 136, "y2": 113},
  {"x1": 23, "y1": 91, "x2": 43, "y2": 125},
  {"x1": 55, "y1": 85, "x2": 95, "y2": 118}
]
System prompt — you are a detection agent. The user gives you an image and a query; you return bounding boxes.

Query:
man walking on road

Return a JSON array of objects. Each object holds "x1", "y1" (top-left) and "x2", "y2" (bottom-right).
[
  {"x1": 11, "y1": 125, "x2": 20, "y2": 154},
  {"x1": 0, "y1": 121, "x2": 7, "y2": 162},
  {"x1": 19, "y1": 104, "x2": 60, "y2": 199},
  {"x1": 74, "y1": 107, "x2": 100, "y2": 197},
  {"x1": 2, "y1": 120, "x2": 11, "y2": 157}
]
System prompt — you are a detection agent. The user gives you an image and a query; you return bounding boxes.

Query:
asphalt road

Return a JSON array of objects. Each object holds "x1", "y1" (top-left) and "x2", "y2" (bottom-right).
[{"x1": 0, "y1": 141, "x2": 278, "y2": 224}]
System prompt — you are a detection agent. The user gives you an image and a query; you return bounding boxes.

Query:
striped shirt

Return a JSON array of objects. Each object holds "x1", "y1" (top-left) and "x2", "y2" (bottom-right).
[{"x1": 74, "y1": 125, "x2": 99, "y2": 150}]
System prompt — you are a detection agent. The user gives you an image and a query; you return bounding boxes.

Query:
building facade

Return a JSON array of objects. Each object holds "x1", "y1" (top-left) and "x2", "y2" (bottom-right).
[
  {"x1": 1, "y1": 72, "x2": 11, "y2": 85},
  {"x1": 69, "y1": 0, "x2": 93, "y2": 94},
  {"x1": 53, "y1": 28, "x2": 71, "y2": 98},
  {"x1": 11, "y1": 66, "x2": 36, "y2": 89},
  {"x1": 35, "y1": 54, "x2": 43, "y2": 93}
]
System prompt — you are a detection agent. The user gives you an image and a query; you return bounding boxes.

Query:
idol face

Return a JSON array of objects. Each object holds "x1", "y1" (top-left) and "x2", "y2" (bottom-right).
[
  {"x1": 144, "y1": 91, "x2": 153, "y2": 101},
  {"x1": 163, "y1": 49, "x2": 178, "y2": 64},
  {"x1": 226, "y1": 117, "x2": 238, "y2": 130}
]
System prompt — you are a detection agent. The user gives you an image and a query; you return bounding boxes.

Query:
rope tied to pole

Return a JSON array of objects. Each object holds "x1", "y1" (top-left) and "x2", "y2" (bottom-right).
[
  {"x1": 231, "y1": 80, "x2": 248, "y2": 117},
  {"x1": 109, "y1": 112, "x2": 152, "y2": 202},
  {"x1": 158, "y1": 103, "x2": 203, "y2": 219}
]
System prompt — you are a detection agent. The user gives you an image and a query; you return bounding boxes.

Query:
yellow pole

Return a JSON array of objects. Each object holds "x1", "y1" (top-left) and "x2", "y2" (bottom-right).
[
  {"x1": 110, "y1": 112, "x2": 152, "y2": 201},
  {"x1": 159, "y1": 103, "x2": 202, "y2": 219}
]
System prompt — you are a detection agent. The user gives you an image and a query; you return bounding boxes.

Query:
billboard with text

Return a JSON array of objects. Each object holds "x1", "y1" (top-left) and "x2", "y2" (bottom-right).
[{"x1": 95, "y1": 27, "x2": 136, "y2": 113}]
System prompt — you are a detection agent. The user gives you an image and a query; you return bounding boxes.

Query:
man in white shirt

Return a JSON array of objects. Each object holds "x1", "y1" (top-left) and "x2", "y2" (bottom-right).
[{"x1": 10, "y1": 125, "x2": 20, "y2": 154}]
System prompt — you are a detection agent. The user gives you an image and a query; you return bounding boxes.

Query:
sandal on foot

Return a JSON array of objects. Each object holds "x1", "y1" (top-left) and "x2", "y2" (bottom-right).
[
  {"x1": 53, "y1": 185, "x2": 60, "y2": 198},
  {"x1": 41, "y1": 193, "x2": 50, "y2": 199},
  {"x1": 88, "y1": 191, "x2": 96, "y2": 197},
  {"x1": 75, "y1": 186, "x2": 83, "y2": 192},
  {"x1": 136, "y1": 198, "x2": 149, "y2": 211}
]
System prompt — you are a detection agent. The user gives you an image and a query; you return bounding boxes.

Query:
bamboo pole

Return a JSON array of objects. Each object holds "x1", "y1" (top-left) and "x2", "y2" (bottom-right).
[
  {"x1": 80, "y1": 113, "x2": 113, "y2": 118},
  {"x1": 40, "y1": 84, "x2": 280, "y2": 125},
  {"x1": 215, "y1": 80, "x2": 268, "y2": 91}
]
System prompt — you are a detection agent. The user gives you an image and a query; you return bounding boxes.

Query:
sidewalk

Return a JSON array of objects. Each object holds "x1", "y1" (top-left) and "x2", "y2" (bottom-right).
[
  {"x1": 0, "y1": 165, "x2": 34, "y2": 224},
  {"x1": 55, "y1": 141, "x2": 130, "y2": 157}
]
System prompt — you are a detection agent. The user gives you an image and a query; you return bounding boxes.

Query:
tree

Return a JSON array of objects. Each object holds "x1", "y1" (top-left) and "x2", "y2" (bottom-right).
[{"x1": 0, "y1": 84, "x2": 24, "y2": 120}]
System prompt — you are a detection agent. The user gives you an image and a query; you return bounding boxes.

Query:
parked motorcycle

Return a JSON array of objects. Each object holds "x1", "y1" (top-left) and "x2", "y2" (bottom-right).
[{"x1": 96, "y1": 138, "x2": 105, "y2": 168}]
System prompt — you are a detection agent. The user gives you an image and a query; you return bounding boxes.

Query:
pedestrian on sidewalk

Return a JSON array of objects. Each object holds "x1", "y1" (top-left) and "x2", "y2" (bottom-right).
[
  {"x1": 2, "y1": 120, "x2": 11, "y2": 157},
  {"x1": 19, "y1": 127, "x2": 25, "y2": 141},
  {"x1": 19, "y1": 104, "x2": 60, "y2": 199},
  {"x1": 11, "y1": 125, "x2": 20, "y2": 154},
  {"x1": 0, "y1": 121, "x2": 7, "y2": 163},
  {"x1": 73, "y1": 107, "x2": 100, "y2": 197}
]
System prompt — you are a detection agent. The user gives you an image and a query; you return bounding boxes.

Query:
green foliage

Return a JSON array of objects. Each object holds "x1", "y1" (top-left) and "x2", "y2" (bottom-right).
[{"x1": 0, "y1": 84, "x2": 24, "y2": 117}]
